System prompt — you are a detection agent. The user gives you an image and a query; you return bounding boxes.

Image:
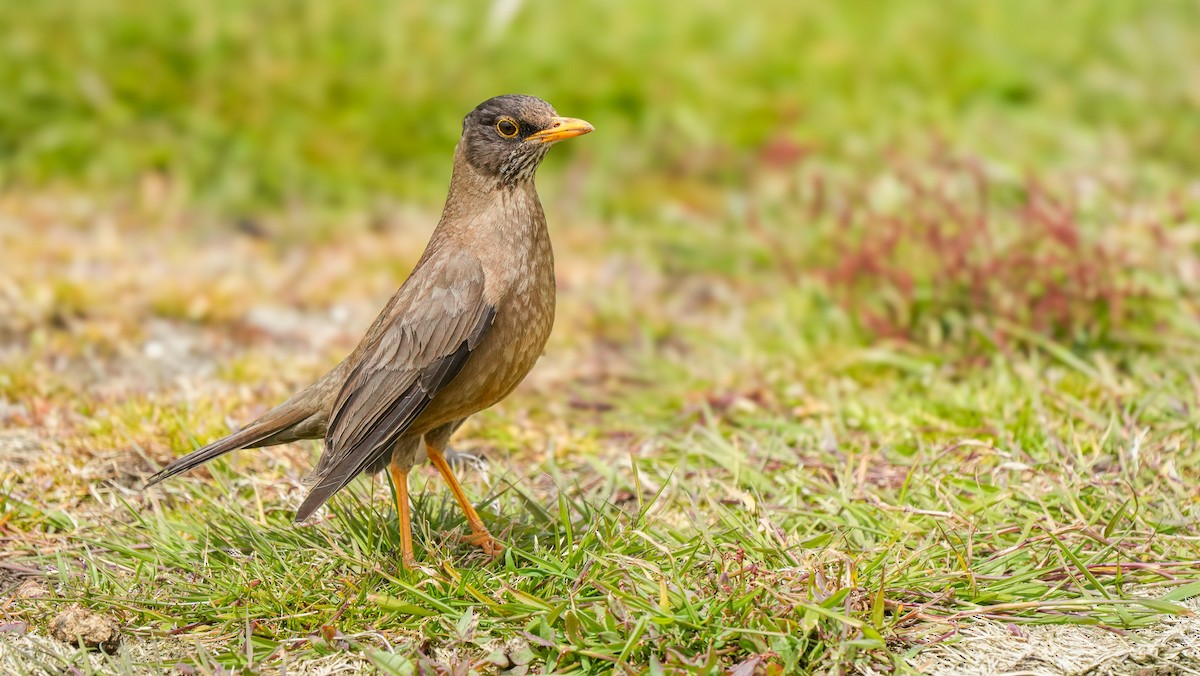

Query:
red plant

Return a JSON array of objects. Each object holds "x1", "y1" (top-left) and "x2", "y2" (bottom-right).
[{"x1": 794, "y1": 154, "x2": 1170, "y2": 347}]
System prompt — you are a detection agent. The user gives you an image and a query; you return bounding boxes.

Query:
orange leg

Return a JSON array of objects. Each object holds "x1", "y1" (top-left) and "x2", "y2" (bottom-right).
[
  {"x1": 388, "y1": 458, "x2": 417, "y2": 568},
  {"x1": 426, "y1": 444, "x2": 504, "y2": 558}
]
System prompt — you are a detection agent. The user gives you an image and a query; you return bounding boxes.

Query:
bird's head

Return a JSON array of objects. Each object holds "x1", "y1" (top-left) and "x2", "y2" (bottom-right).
[{"x1": 459, "y1": 94, "x2": 593, "y2": 185}]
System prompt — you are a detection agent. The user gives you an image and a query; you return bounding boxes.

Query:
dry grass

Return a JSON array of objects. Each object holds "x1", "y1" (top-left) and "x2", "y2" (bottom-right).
[
  {"x1": 5, "y1": 1, "x2": 1200, "y2": 672},
  {"x1": 2, "y1": 160, "x2": 1200, "y2": 673}
]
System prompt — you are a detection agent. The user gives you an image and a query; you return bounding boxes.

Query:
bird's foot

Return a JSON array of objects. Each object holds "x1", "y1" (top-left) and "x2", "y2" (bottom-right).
[
  {"x1": 464, "y1": 530, "x2": 505, "y2": 559},
  {"x1": 401, "y1": 553, "x2": 419, "y2": 570}
]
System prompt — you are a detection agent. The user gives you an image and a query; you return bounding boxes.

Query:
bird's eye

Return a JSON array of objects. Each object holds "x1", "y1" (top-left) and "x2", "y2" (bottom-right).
[{"x1": 496, "y1": 118, "x2": 519, "y2": 138}]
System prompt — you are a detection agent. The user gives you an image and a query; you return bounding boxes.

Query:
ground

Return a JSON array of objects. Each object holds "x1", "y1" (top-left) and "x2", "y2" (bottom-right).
[{"x1": 3, "y1": 1, "x2": 1200, "y2": 674}]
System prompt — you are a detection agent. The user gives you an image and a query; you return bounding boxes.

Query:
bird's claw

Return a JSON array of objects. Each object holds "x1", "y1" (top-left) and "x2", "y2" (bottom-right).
[{"x1": 465, "y1": 531, "x2": 504, "y2": 559}]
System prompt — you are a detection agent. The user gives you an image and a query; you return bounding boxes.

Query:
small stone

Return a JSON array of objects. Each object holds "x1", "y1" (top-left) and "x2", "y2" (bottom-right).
[
  {"x1": 0, "y1": 431, "x2": 41, "y2": 468},
  {"x1": 49, "y1": 605, "x2": 122, "y2": 653},
  {"x1": 484, "y1": 648, "x2": 511, "y2": 668},
  {"x1": 14, "y1": 578, "x2": 49, "y2": 599}
]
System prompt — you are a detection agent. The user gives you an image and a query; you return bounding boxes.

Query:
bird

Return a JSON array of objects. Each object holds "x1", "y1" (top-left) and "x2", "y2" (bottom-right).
[{"x1": 145, "y1": 94, "x2": 593, "y2": 567}]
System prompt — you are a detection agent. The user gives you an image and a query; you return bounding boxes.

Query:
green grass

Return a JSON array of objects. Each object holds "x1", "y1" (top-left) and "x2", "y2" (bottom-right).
[
  {"x1": 3, "y1": 0, "x2": 1200, "y2": 214},
  {"x1": 3, "y1": 0, "x2": 1200, "y2": 673},
  {"x1": 6, "y1": 316, "x2": 1200, "y2": 672}
]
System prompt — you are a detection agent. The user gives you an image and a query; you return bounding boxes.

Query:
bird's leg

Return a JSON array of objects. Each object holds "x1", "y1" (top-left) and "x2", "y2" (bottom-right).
[
  {"x1": 388, "y1": 458, "x2": 417, "y2": 569},
  {"x1": 426, "y1": 444, "x2": 504, "y2": 558}
]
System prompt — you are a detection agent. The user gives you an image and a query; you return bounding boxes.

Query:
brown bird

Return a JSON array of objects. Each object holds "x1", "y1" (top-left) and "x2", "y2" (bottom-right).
[{"x1": 146, "y1": 95, "x2": 593, "y2": 567}]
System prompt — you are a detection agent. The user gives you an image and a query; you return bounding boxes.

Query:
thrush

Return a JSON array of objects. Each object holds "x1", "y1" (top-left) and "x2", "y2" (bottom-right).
[{"x1": 145, "y1": 94, "x2": 593, "y2": 567}]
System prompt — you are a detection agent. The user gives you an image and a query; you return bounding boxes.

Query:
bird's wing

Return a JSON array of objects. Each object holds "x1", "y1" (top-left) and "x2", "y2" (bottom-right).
[{"x1": 294, "y1": 250, "x2": 495, "y2": 520}]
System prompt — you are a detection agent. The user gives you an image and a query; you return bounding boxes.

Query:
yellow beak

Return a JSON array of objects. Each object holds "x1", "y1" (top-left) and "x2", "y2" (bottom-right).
[{"x1": 527, "y1": 116, "x2": 595, "y2": 144}]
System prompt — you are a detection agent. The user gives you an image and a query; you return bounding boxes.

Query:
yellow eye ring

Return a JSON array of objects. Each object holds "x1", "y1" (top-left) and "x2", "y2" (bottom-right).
[{"x1": 496, "y1": 118, "x2": 519, "y2": 138}]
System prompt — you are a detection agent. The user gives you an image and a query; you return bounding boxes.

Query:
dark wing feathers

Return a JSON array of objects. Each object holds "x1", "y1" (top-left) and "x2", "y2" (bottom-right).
[{"x1": 293, "y1": 251, "x2": 495, "y2": 521}]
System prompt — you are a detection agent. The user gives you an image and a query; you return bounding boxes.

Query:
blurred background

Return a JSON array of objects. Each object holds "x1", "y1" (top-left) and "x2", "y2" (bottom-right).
[
  {"x1": 5, "y1": 1, "x2": 1200, "y2": 205},
  {"x1": 3, "y1": 1, "x2": 1200, "y2": 671},
  {"x1": 3, "y1": 0, "x2": 1199, "y2": 349}
]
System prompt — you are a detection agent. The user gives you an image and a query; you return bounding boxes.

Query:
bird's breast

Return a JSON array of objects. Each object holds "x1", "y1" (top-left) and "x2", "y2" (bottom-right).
[
  {"x1": 420, "y1": 188, "x2": 557, "y2": 424},
  {"x1": 463, "y1": 231, "x2": 556, "y2": 407}
]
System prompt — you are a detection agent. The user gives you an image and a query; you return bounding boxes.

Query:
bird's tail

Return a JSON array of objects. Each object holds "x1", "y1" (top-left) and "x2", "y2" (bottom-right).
[{"x1": 143, "y1": 404, "x2": 312, "y2": 488}]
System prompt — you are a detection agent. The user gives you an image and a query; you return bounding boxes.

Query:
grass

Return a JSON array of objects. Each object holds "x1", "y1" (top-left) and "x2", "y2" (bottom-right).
[
  {"x1": 3, "y1": 0, "x2": 1200, "y2": 674},
  {"x1": 3, "y1": 179, "x2": 1199, "y2": 672},
  {"x1": 3, "y1": 0, "x2": 1200, "y2": 214}
]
